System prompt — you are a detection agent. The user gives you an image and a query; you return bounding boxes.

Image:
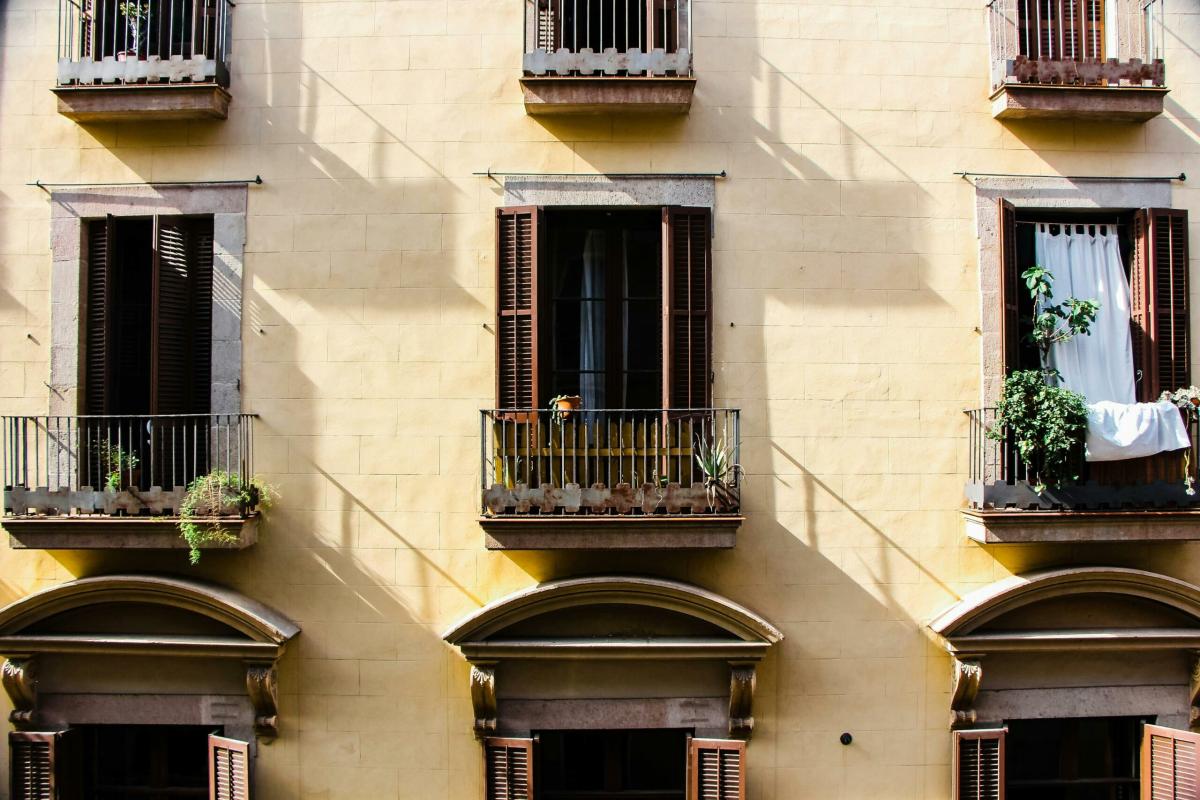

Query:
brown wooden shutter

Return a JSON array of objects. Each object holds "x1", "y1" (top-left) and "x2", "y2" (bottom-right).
[
  {"x1": 208, "y1": 734, "x2": 250, "y2": 800},
  {"x1": 663, "y1": 206, "x2": 712, "y2": 410},
  {"x1": 688, "y1": 737, "x2": 745, "y2": 800},
  {"x1": 1131, "y1": 210, "x2": 1153, "y2": 399},
  {"x1": 495, "y1": 207, "x2": 541, "y2": 417},
  {"x1": 484, "y1": 736, "x2": 533, "y2": 800},
  {"x1": 998, "y1": 199, "x2": 1020, "y2": 376},
  {"x1": 10, "y1": 730, "x2": 78, "y2": 800},
  {"x1": 954, "y1": 728, "x2": 1005, "y2": 800},
  {"x1": 152, "y1": 216, "x2": 212, "y2": 416},
  {"x1": 1146, "y1": 208, "x2": 1190, "y2": 399},
  {"x1": 189, "y1": 218, "x2": 214, "y2": 415},
  {"x1": 84, "y1": 216, "x2": 115, "y2": 415},
  {"x1": 1141, "y1": 723, "x2": 1200, "y2": 799}
]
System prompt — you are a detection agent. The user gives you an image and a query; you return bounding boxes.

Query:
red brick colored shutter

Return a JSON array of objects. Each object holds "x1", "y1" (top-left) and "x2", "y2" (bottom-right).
[
  {"x1": 84, "y1": 216, "x2": 115, "y2": 415},
  {"x1": 208, "y1": 734, "x2": 250, "y2": 800},
  {"x1": 998, "y1": 199, "x2": 1020, "y2": 376},
  {"x1": 688, "y1": 737, "x2": 745, "y2": 800},
  {"x1": 954, "y1": 729, "x2": 1005, "y2": 800},
  {"x1": 495, "y1": 207, "x2": 541, "y2": 416},
  {"x1": 663, "y1": 206, "x2": 713, "y2": 409},
  {"x1": 484, "y1": 737, "x2": 534, "y2": 800},
  {"x1": 10, "y1": 730, "x2": 79, "y2": 800},
  {"x1": 1141, "y1": 723, "x2": 1200, "y2": 799}
]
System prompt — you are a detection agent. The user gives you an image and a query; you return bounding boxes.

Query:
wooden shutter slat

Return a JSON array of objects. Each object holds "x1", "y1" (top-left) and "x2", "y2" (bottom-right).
[
  {"x1": 1142, "y1": 723, "x2": 1200, "y2": 800},
  {"x1": 484, "y1": 736, "x2": 534, "y2": 800},
  {"x1": 190, "y1": 218, "x2": 214, "y2": 415},
  {"x1": 1134, "y1": 209, "x2": 1190, "y2": 400},
  {"x1": 208, "y1": 734, "x2": 250, "y2": 800},
  {"x1": 84, "y1": 216, "x2": 115, "y2": 415},
  {"x1": 10, "y1": 730, "x2": 77, "y2": 800},
  {"x1": 953, "y1": 728, "x2": 1005, "y2": 800},
  {"x1": 663, "y1": 206, "x2": 712, "y2": 410},
  {"x1": 496, "y1": 207, "x2": 541, "y2": 418},
  {"x1": 688, "y1": 737, "x2": 745, "y2": 800},
  {"x1": 998, "y1": 199, "x2": 1020, "y2": 376}
]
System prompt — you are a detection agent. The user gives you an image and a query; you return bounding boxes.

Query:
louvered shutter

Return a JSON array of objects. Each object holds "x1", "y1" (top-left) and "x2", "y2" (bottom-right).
[
  {"x1": 954, "y1": 728, "x2": 1005, "y2": 800},
  {"x1": 1131, "y1": 211, "x2": 1153, "y2": 399},
  {"x1": 10, "y1": 730, "x2": 78, "y2": 800},
  {"x1": 1141, "y1": 723, "x2": 1200, "y2": 799},
  {"x1": 189, "y1": 218, "x2": 214, "y2": 415},
  {"x1": 1141, "y1": 209, "x2": 1190, "y2": 400},
  {"x1": 688, "y1": 737, "x2": 745, "y2": 800},
  {"x1": 998, "y1": 199, "x2": 1020, "y2": 376},
  {"x1": 484, "y1": 736, "x2": 533, "y2": 800},
  {"x1": 663, "y1": 207, "x2": 712, "y2": 410},
  {"x1": 152, "y1": 215, "x2": 211, "y2": 416},
  {"x1": 208, "y1": 734, "x2": 250, "y2": 800},
  {"x1": 84, "y1": 216, "x2": 115, "y2": 415},
  {"x1": 495, "y1": 207, "x2": 541, "y2": 419}
]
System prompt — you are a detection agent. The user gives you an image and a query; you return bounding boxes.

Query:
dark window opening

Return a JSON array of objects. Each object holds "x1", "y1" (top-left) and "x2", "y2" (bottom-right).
[
  {"x1": 537, "y1": 729, "x2": 689, "y2": 800},
  {"x1": 1017, "y1": 0, "x2": 1105, "y2": 61},
  {"x1": 84, "y1": 0, "x2": 214, "y2": 62},
  {"x1": 536, "y1": 0, "x2": 680, "y2": 56},
  {"x1": 1006, "y1": 716, "x2": 1150, "y2": 800},
  {"x1": 544, "y1": 208, "x2": 663, "y2": 410},
  {"x1": 79, "y1": 724, "x2": 213, "y2": 800}
]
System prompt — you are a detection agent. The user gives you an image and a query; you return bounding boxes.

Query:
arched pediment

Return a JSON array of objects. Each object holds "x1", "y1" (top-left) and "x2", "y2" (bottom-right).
[{"x1": 929, "y1": 567, "x2": 1200, "y2": 653}]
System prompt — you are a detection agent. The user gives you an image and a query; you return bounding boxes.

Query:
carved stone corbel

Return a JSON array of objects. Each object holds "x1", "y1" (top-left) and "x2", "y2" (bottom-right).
[
  {"x1": 2, "y1": 657, "x2": 37, "y2": 727},
  {"x1": 245, "y1": 661, "x2": 280, "y2": 740},
  {"x1": 1189, "y1": 652, "x2": 1200, "y2": 731},
  {"x1": 950, "y1": 657, "x2": 983, "y2": 728},
  {"x1": 728, "y1": 662, "x2": 756, "y2": 739},
  {"x1": 471, "y1": 662, "x2": 498, "y2": 739}
]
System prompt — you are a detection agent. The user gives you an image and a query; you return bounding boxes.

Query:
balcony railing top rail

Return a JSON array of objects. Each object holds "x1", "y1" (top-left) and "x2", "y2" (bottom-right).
[
  {"x1": 987, "y1": 0, "x2": 1166, "y2": 90},
  {"x1": 966, "y1": 407, "x2": 1200, "y2": 511},
  {"x1": 481, "y1": 407, "x2": 739, "y2": 516},
  {"x1": 57, "y1": 0, "x2": 232, "y2": 87},
  {"x1": 523, "y1": 0, "x2": 692, "y2": 77},
  {"x1": 3, "y1": 413, "x2": 254, "y2": 518}
]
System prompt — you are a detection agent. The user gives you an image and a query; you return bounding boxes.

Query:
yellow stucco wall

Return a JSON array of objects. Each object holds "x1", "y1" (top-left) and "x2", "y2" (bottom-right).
[{"x1": 3, "y1": 0, "x2": 1200, "y2": 796}]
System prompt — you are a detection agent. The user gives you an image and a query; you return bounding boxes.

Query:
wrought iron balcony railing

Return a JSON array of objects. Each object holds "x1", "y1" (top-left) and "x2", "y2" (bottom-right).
[
  {"x1": 57, "y1": 0, "x2": 232, "y2": 87},
  {"x1": 3, "y1": 414, "x2": 254, "y2": 518},
  {"x1": 523, "y1": 0, "x2": 692, "y2": 77},
  {"x1": 481, "y1": 408, "x2": 739, "y2": 516}
]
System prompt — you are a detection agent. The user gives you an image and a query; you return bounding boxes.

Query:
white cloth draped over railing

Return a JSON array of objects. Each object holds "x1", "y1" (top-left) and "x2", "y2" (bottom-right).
[{"x1": 1036, "y1": 224, "x2": 1189, "y2": 461}]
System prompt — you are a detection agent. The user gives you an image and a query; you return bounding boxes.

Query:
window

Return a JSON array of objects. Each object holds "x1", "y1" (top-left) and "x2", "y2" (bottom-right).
[
  {"x1": 82, "y1": 0, "x2": 217, "y2": 62},
  {"x1": 538, "y1": 729, "x2": 688, "y2": 800},
  {"x1": 1017, "y1": 0, "x2": 1105, "y2": 61},
  {"x1": 533, "y1": 0, "x2": 681, "y2": 57},
  {"x1": 495, "y1": 206, "x2": 711, "y2": 413},
  {"x1": 1006, "y1": 717, "x2": 1147, "y2": 799}
]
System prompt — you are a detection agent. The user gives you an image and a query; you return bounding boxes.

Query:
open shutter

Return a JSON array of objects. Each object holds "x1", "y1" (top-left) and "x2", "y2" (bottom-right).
[
  {"x1": 484, "y1": 736, "x2": 533, "y2": 800},
  {"x1": 954, "y1": 728, "x2": 1005, "y2": 800},
  {"x1": 1149, "y1": 209, "x2": 1189, "y2": 398},
  {"x1": 152, "y1": 216, "x2": 193, "y2": 416},
  {"x1": 496, "y1": 207, "x2": 541, "y2": 418},
  {"x1": 663, "y1": 206, "x2": 712, "y2": 410},
  {"x1": 189, "y1": 217, "x2": 214, "y2": 415},
  {"x1": 998, "y1": 199, "x2": 1020, "y2": 376},
  {"x1": 10, "y1": 730, "x2": 78, "y2": 800},
  {"x1": 688, "y1": 737, "x2": 745, "y2": 800},
  {"x1": 208, "y1": 734, "x2": 250, "y2": 800},
  {"x1": 84, "y1": 216, "x2": 115, "y2": 415},
  {"x1": 1141, "y1": 723, "x2": 1200, "y2": 799},
  {"x1": 1131, "y1": 211, "x2": 1153, "y2": 399}
]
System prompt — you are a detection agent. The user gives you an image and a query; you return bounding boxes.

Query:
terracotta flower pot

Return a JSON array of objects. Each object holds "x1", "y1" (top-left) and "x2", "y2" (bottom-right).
[{"x1": 554, "y1": 395, "x2": 583, "y2": 421}]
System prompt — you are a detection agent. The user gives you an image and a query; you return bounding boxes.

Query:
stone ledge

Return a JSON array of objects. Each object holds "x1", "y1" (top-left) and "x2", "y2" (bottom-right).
[
  {"x1": 53, "y1": 84, "x2": 231, "y2": 122},
  {"x1": 990, "y1": 83, "x2": 1167, "y2": 122},
  {"x1": 480, "y1": 515, "x2": 742, "y2": 549},
  {"x1": 520, "y1": 77, "x2": 695, "y2": 115},
  {"x1": 3, "y1": 515, "x2": 257, "y2": 550},
  {"x1": 963, "y1": 508, "x2": 1200, "y2": 544}
]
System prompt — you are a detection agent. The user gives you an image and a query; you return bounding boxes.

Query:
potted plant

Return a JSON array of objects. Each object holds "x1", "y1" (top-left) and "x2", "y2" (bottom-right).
[
  {"x1": 177, "y1": 470, "x2": 274, "y2": 564},
  {"x1": 1159, "y1": 386, "x2": 1200, "y2": 494},
  {"x1": 548, "y1": 394, "x2": 582, "y2": 425},
  {"x1": 694, "y1": 434, "x2": 740, "y2": 512},
  {"x1": 116, "y1": 0, "x2": 149, "y2": 59},
  {"x1": 100, "y1": 444, "x2": 139, "y2": 493}
]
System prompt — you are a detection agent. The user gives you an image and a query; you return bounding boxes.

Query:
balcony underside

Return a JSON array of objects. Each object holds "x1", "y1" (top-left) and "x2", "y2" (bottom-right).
[
  {"x1": 53, "y1": 84, "x2": 231, "y2": 122},
  {"x1": 963, "y1": 508, "x2": 1200, "y2": 544},
  {"x1": 520, "y1": 77, "x2": 695, "y2": 115},
  {"x1": 480, "y1": 514, "x2": 742, "y2": 550},
  {"x1": 991, "y1": 83, "x2": 1167, "y2": 122},
  {"x1": 4, "y1": 515, "x2": 257, "y2": 550}
]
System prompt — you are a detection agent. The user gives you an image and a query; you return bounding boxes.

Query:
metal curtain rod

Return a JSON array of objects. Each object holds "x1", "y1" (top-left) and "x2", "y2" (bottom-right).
[
  {"x1": 27, "y1": 176, "x2": 263, "y2": 190},
  {"x1": 956, "y1": 171, "x2": 1185, "y2": 182},
  {"x1": 474, "y1": 170, "x2": 728, "y2": 179}
]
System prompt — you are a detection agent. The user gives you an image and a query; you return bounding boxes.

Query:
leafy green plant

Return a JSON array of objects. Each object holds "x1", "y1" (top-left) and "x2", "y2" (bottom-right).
[
  {"x1": 694, "y1": 434, "x2": 741, "y2": 511},
  {"x1": 178, "y1": 471, "x2": 274, "y2": 565},
  {"x1": 1023, "y1": 265, "x2": 1100, "y2": 357},
  {"x1": 117, "y1": 1, "x2": 149, "y2": 51},
  {"x1": 99, "y1": 444, "x2": 139, "y2": 493},
  {"x1": 989, "y1": 370, "x2": 1090, "y2": 493}
]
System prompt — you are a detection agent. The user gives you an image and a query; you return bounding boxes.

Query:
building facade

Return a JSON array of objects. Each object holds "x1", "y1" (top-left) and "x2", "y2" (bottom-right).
[{"x1": 0, "y1": 0, "x2": 1199, "y2": 795}]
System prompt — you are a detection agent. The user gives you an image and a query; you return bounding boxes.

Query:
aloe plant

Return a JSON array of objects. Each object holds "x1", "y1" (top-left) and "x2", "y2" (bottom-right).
[{"x1": 694, "y1": 434, "x2": 740, "y2": 512}]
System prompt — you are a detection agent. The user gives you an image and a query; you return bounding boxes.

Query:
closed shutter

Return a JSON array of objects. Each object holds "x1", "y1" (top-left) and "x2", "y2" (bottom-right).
[
  {"x1": 496, "y1": 207, "x2": 541, "y2": 418},
  {"x1": 663, "y1": 207, "x2": 712, "y2": 410},
  {"x1": 208, "y1": 734, "x2": 250, "y2": 800},
  {"x1": 152, "y1": 216, "x2": 212, "y2": 416},
  {"x1": 954, "y1": 728, "x2": 1005, "y2": 800},
  {"x1": 1141, "y1": 723, "x2": 1200, "y2": 799},
  {"x1": 1132, "y1": 209, "x2": 1190, "y2": 400},
  {"x1": 998, "y1": 199, "x2": 1020, "y2": 375},
  {"x1": 484, "y1": 736, "x2": 533, "y2": 800},
  {"x1": 189, "y1": 218, "x2": 214, "y2": 415},
  {"x1": 84, "y1": 216, "x2": 115, "y2": 415},
  {"x1": 688, "y1": 737, "x2": 745, "y2": 800},
  {"x1": 10, "y1": 730, "x2": 78, "y2": 800}
]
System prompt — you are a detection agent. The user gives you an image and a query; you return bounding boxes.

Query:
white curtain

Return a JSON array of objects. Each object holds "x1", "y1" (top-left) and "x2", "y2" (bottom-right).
[
  {"x1": 1035, "y1": 224, "x2": 1189, "y2": 461},
  {"x1": 580, "y1": 230, "x2": 606, "y2": 409}
]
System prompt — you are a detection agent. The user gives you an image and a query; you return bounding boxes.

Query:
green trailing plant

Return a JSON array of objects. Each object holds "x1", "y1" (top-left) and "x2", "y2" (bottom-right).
[
  {"x1": 99, "y1": 444, "x2": 139, "y2": 493},
  {"x1": 694, "y1": 434, "x2": 741, "y2": 512},
  {"x1": 178, "y1": 470, "x2": 274, "y2": 565},
  {"x1": 988, "y1": 370, "x2": 1089, "y2": 493}
]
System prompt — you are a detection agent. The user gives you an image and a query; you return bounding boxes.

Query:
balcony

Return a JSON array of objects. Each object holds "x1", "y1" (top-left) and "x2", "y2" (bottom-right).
[
  {"x1": 987, "y1": 0, "x2": 1166, "y2": 121},
  {"x1": 2, "y1": 414, "x2": 259, "y2": 550},
  {"x1": 520, "y1": 0, "x2": 694, "y2": 114},
  {"x1": 480, "y1": 408, "x2": 742, "y2": 549},
  {"x1": 964, "y1": 408, "x2": 1200, "y2": 543},
  {"x1": 53, "y1": 0, "x2": 232, "y2": 121}
]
